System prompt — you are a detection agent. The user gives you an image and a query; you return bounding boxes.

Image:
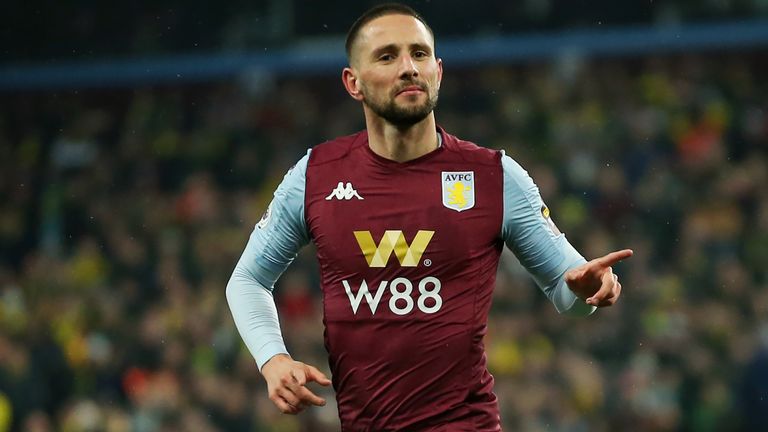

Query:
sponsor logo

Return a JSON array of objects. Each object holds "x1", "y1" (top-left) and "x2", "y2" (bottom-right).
[
  {"x1": 442, "y1": 171, "x2": 475, "y2": 211},
  {"x1": 325, "y1": 182, "x2": 363, "y2": 200},
  {"x1": 348, "y1": 229, "x2": 440, "y2": 315},
  {"x1": 353, "y1": 230, "x2": 434, "y2": 267},
  {"x1": 343, "y1": 276, "x2": 443, "y2": 315}
]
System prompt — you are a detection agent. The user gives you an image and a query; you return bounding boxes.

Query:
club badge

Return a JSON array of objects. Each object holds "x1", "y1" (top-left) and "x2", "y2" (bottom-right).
[{"x1": 442, "y1": 171, "x2": 475, "y2": 212}]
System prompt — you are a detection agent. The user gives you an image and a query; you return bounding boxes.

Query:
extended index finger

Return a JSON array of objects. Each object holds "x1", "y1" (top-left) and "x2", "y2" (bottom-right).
[{"x1": 594, "y1": 249, "x2": 633, "y2": 268}]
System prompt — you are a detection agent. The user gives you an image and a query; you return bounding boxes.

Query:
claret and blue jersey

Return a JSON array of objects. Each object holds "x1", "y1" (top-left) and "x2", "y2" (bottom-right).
[{"x1": 227, "y1": 127, "x2": 594, "y2": 431}]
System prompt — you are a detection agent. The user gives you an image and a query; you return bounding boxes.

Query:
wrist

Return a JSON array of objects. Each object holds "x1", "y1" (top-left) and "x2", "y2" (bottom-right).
[{"x1": 261, "y1": 353, "x2": 291, "y2": 373}]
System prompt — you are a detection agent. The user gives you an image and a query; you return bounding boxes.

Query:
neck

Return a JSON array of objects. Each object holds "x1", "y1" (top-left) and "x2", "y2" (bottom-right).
[{"x1": 364, "y1": 110, "x2": 439, "y2": 163}]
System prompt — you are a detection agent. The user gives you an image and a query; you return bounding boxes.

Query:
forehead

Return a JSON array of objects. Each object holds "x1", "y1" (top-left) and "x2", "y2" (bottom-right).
[{"x1": 356, "y1": 14, "x2": 434, "y2": 53}]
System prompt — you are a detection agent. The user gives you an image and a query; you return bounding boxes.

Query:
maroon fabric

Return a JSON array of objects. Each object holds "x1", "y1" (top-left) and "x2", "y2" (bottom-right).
[{"x1": 305, "y1": 128, "x2": 504, "y2": 431}]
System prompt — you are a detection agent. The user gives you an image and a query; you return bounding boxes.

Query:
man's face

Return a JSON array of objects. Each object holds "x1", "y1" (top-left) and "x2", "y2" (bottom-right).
[{"x1": 346, "y1": 14, "x2": 442, "y2": 127}]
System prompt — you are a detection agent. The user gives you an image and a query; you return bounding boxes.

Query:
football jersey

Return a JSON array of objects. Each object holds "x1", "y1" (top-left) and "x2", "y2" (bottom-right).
[{"x1": 227, "y1": 127, "x2": 593, "y2": 431}]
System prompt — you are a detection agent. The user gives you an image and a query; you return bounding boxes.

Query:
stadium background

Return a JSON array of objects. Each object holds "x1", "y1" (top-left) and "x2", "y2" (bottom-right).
[{"x1": 2, "y1": 1, "x2": 768, "y2": 430}]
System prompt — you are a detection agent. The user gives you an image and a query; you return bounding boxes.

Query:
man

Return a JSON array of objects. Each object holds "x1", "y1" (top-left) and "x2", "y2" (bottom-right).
[{"x1": 226, "y1": 3, "x2": 632, "y2": 431}]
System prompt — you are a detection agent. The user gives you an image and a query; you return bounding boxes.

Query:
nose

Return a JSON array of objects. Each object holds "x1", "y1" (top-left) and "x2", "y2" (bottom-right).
[{"x1": 398, "y1": 54, "x2": 419, "y2": 80}]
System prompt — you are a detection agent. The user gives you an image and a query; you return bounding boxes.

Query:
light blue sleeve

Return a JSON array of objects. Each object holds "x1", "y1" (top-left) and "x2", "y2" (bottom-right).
[
  {"x1": 500, "y1": 152, "x2": 596, "y2": 316},
  {"x1": 226, "y1": 150, "x2": 311, "y2": 370}
]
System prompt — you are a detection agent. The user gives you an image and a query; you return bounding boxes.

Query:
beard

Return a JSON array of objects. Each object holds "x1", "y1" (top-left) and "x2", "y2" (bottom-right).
[{"x1": 361, "y1": 81, "x2": 439, "y2": 127}]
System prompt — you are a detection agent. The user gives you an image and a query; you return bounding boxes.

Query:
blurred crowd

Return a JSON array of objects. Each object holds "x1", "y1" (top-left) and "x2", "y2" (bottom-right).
[
  {"x1": 1, "y1": 50, "x2": 767, "y2": 431},
  {"x1": 6, "y1": 0, "x2": 768, "y2": 63}
]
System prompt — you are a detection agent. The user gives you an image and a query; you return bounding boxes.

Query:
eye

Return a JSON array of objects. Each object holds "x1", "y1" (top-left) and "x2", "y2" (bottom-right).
[
  {"x1": 378, "y1": 53, "x2": 395, "y2": 62},
  {"x1": 413, "y1": 51, "x2": 429, "y2": 59}
]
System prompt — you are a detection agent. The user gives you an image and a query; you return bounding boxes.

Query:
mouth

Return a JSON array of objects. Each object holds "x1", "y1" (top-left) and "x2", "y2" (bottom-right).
[{"x1": 396, "y1": 85, "x2": 426, "y2": 96}]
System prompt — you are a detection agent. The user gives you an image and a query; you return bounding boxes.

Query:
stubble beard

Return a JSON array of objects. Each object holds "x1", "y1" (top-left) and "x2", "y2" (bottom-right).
[{"x1": 362, "y1": 83, "x2": 439, "y2": 127}]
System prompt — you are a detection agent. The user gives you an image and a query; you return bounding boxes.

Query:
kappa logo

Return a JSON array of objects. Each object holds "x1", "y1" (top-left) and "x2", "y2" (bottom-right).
[
  {"x1": 354, "y1": 230, "x2": 434, "y2": 267},
  {"x1": 442, "y1": 171, "x2": 475, "y2": 212},
  {"x1": 325, "y1": 182, "x2": 364, "y2": 200}
]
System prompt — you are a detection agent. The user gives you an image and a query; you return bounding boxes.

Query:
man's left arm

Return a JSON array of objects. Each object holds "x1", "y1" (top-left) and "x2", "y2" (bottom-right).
[{"x1": 499, "y1": 153, "x2": 632, "y2": 315}]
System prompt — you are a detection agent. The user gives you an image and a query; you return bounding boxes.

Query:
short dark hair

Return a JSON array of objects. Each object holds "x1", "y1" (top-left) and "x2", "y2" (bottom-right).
[{"x1": 345, "y1": 3, "x2": 433, "y2": 62}]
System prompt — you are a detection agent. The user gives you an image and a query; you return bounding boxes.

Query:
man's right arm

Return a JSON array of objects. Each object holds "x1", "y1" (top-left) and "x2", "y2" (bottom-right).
[
  {"x1": 226, "y1": 150, "x2": 332, "y2": 414},
  {"x1": 226, "y1": 151, "x2": 311, "y2": 370}
]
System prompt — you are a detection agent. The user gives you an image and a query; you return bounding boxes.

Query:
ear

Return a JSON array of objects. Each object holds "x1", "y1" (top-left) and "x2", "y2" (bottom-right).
[
  {"x1": 342, "y1": 67, "x2": 364, "y2": 101},
  {"x1": 436, "y1": 57, "x2": 443, "y2": 90}
]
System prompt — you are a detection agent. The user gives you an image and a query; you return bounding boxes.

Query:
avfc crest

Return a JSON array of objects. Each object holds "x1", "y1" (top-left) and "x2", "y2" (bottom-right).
[{"x1": 441, "y1": 171, "x2": 475, "y2": 212}]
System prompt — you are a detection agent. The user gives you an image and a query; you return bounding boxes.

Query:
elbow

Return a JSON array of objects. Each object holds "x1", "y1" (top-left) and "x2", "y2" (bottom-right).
[
  {"x1": 225, "y1": 266, "x2": 272, "y2": 306},
  {"x1": 225, "y1": 266, "x2": 250, "y2": 306},
  {"x1": 225, "y1": 274, "x2": 239, "y2": 307}
]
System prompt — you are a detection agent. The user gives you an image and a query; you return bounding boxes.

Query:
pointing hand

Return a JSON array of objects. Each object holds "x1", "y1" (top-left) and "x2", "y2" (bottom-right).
[{"x1": 564, "y1": 249, "x2": 633, "y2": 307}]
